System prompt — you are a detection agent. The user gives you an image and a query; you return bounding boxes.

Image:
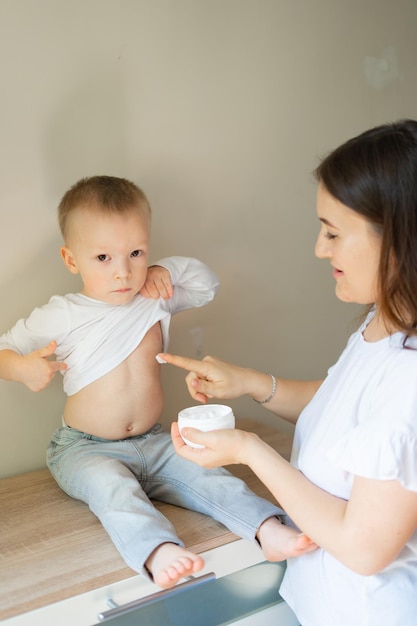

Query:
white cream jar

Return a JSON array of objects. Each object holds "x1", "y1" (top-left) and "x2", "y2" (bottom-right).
[{"x1": 177, "y1": 404, "x2": 235, "y2": 448}]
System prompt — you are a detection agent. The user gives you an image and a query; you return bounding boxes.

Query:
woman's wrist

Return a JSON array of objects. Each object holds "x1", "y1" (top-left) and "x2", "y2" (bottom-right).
[
  {"x1": 236, "y1": 429, "x2": 262, "y2": 465},
  {"x1": 253, "y1": 374, "x2": 277, "y2": 404},
  {"x1": 248, "y1": 370, "x2": 278, "y2": 404}
]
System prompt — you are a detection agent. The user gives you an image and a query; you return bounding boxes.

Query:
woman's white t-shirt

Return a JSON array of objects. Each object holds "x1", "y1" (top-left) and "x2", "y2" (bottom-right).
[{"x1": 280, "y1": 315, "x2": 417, "y2": 626}]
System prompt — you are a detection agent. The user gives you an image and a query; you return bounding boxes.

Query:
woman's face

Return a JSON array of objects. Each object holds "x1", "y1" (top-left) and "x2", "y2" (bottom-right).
[{"x1": 314, "y1": 184, "x2": 382, "y2": 305}]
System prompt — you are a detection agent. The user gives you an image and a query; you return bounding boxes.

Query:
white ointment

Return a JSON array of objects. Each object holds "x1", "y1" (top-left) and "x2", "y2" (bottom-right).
[{"x1": 177, "y1": 404, "x2": 235, "y2": 448}]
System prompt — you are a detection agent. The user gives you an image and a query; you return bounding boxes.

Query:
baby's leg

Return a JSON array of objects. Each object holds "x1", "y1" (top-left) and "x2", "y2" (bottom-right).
[
  {"x1": 47, "y1": 431, "x2": 188, "y2": 580},
  {"x1": 145, "y1": 543, "x2": 204, "y2": 589},
  {"x1": 256, "y1": 516, "x2": 317, "y2": 561}
]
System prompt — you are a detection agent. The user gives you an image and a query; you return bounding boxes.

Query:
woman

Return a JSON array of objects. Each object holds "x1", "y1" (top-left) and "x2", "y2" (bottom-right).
[{"x1": 159, "y1": 120, "x2": 417, "y2": 625}]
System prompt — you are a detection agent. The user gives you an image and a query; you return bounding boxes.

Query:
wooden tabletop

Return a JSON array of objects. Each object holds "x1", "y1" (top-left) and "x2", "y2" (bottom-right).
[{"x1": 0, "y1": 419, "x2": 293, "y2": 620}]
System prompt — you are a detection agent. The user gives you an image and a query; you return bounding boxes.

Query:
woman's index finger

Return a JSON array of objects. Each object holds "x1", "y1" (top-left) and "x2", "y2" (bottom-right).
[{"x1": 157, "y1": 352, "x2": 205, "y2": 373}]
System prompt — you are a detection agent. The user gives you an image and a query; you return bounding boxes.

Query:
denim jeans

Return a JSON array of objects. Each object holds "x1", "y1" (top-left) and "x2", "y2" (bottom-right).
[{"x1": 47, "y1": 423, "x2": 283, "y2": 578}]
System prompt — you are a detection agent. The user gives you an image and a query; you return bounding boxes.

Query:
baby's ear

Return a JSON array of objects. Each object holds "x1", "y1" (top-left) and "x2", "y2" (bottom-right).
[{"x1": 60, "y1": 246, "x2": 79, "y2": 274}]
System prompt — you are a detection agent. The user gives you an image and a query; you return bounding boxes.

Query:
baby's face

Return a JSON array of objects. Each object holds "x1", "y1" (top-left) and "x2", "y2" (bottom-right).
[{"x1": 61, "y1": 206, "x2": 150, "y2": 305}]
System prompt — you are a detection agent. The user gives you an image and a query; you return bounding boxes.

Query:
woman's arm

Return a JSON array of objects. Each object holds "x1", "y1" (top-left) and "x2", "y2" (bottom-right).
[
  {"x1": 244, "y1": 432, "x2": 417, "y2": 575},
  {"x1": 159, "y1": 352, "x2": 322, "y2": 424},
  {"x1": 171, "y1": 423, "x2": 417, "y2": 575}
]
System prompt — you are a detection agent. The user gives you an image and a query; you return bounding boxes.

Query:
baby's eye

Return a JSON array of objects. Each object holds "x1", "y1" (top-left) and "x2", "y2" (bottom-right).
[
  {"x1": 131, "y1": 249, "x2": 143, "y2": 258},
  {"x1": 324, "y1": 232, "x2": 338, "y2": 240},
  {"x1": 97, "y1": 254, "x2": 110, "y2": 262}
]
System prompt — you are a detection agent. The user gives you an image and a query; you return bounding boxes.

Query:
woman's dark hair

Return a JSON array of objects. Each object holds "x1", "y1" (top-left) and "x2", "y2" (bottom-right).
[{"x1": 315, "y1": 119, "x2": 417, "y2": 339}]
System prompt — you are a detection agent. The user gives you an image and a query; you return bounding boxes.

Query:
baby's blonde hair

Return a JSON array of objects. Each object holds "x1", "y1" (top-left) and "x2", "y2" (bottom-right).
[{"x1": 58, "y1": 176, "x2": 151, "y2": 243}]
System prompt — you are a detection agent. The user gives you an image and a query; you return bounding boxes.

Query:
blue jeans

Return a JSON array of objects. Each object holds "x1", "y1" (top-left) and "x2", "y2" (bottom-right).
[{"x1": 47, "y1": 423, "x2": 283, "y2": 578}]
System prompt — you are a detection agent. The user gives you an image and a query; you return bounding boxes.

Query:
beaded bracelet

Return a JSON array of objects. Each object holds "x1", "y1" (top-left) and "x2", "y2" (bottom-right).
[{"x1": 254, "y1": 374, "x2": 277, "y2": 404}]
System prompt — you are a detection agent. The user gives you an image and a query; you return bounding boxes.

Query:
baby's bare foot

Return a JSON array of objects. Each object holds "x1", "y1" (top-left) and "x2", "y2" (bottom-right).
[
  {"x1": 257, "y1": 516, "x2": 318, "y2": 561},
  {"x1": 145, "y1": 543, "x2": 205, "y2": 588}
]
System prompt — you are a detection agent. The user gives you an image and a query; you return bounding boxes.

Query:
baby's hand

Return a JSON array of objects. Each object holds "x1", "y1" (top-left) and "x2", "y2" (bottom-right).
[
  {"x1": 20, "y1": 340, "x2": 67, "y2": 392},
  {"x1": 140, "y1": 265, "x2": 174, "y2": 300}
]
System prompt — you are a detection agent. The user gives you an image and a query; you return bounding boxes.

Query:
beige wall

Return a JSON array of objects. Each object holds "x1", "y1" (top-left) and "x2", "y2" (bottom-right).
[{"x1": 1, "y1": 0, "x2": 416, "y2": 478}]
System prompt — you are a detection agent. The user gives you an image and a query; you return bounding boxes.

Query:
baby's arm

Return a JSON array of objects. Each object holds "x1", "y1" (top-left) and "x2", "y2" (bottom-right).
[
  {"x1": 140, "y1": 257, "x2": 220, "y2": 311},
  {"x1": 0, "y1": 340, "x2": 67, "y2": 392},
  {"x1": 150, "y1": 257, "x2": 220, "y2": 311}
]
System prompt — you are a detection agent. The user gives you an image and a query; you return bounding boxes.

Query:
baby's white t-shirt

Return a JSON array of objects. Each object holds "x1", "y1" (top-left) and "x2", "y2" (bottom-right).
[{"x1": 0, "y1": 256, "x2": 219, "y2": 396}]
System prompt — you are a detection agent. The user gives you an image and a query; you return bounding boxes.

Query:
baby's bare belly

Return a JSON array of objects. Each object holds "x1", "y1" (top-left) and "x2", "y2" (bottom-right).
[{"x1": 63, "y1": 324, "x2": 164, "y2": 440}]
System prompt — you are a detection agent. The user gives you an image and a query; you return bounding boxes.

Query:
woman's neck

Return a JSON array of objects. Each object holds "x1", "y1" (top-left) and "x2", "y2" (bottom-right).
[{"x1": 362, "y1": 309, "x2": 392, "y2": 342}]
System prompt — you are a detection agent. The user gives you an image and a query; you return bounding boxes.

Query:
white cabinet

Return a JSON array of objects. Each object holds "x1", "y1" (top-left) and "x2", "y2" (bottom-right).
[{"x1": 2, "y1": 541, "x2": 299, "y2": 626}]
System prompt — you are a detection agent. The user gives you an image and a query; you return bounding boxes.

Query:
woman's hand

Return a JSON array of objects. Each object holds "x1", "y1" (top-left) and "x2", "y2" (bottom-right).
[
  {"x1": 158, "y1": 353, "x2": 250, "y2": 403},
  {"x1": 159, "y1": 352, "x2": 322, "y2": 423},
  {"x1": 171, "y1": 421, "x2": 254, "y2": 467}
]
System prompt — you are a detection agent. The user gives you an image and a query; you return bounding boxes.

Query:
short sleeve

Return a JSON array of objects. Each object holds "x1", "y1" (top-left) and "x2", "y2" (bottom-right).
[{"x1": 327, "y1": 420, "x2": 417, "y2": 492}]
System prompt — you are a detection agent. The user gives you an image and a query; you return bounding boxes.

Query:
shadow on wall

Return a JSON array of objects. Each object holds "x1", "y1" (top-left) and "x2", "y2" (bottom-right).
[
  {"x1": 1, "y1": 67, "x2": 133, "y2": 320},
  {"x1": 42, "y1": 70, "x2": 132, "y2": 200},
  {"x1": 0, "y1": 74, "x2": 132, "y2": 477},
  {"x1": 0, "y1": 234, "x2": 80, "y2": 477},
  {"x1": 0, "y1": 232, "x2": 80, "y2": 325}
]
